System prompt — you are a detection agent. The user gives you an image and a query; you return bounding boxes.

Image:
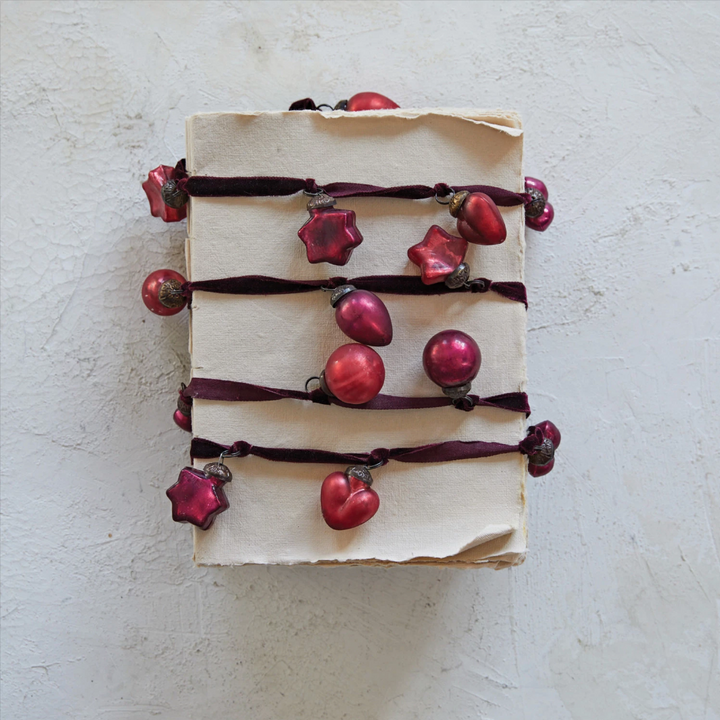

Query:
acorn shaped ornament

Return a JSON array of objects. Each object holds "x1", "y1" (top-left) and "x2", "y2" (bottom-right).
[{"x1": 449, "y1": 191, "x2": 507, "y2": 245}]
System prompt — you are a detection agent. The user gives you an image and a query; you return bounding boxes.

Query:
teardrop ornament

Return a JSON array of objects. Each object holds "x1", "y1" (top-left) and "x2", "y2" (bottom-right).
[{"x1": 333, "y1": 287, "x2": 393, "y2": 346}]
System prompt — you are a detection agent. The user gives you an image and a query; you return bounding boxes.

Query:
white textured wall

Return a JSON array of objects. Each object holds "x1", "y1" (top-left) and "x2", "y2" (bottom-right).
[{"x1": 1, "y1": 1, "x2": 718, "y2": 718}]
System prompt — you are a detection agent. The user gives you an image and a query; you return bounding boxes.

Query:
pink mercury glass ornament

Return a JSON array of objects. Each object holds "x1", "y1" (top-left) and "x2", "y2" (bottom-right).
[
  {"x1": 332, "y1": 286, "x2": 393, "y2": 346},
  {"x1": 524, "y1": 176, "x2": 554, "y2": 231},
  {"x1": 529, "y1": 457, "x2": 555, "y2": 477},
  {"x1": 449, "y1": 191, "x2": 507, "y2": 245},
  {"x1": 323, "y1": 343, "x2": 385, "y2": 405},
  {"x1": 142, "y1": 165, "x2": 188, "y2": 222},
  {"x1": 173, "y1": 386, "x2": 192, "y2": 432},
  {"x1": 141, "y1": 269, "x2": 187, "y2": 316},
  {"x1": 297, "y1": 193, "x2": 363, "y2": 265},
  {"x1": 345, "y1": 92, "x2": 399, "y2": 111},
  {"x1": 407, "y1": 225, "x2": 469, "y2": 285},
  {"x1": 173, "y1": 409, "x2": 192, "y2": 432},
  {"x1": 526, "y1": 420, "x2": 561, "y2": 477},
  {"x1": 321, "y1": 466, "x2": 380, "y2": 530},
  {"x1": 533, "y1": 419, "x2": 561, "y2": 449},
  {"x1": 423, "y1": 330, "x2": 481, "y2": 397},
  {"x1": 166, "y1": 463, "x2": 232, "y2": 530}
]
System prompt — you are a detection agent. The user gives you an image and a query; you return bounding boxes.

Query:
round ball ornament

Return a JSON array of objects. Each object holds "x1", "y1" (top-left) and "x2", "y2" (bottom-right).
[
  {"x1": 323, "y1": 344, "x2": 385, "y2": 405},
  {"x1": 422, "y1": 330, "x2": 481, "y2": 399},
  {"x1": 142, "y1": 269, "x2": 187, "y2": 316}
]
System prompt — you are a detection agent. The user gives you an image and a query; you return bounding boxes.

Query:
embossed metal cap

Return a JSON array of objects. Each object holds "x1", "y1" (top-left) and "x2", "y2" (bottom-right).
[
  {"x1": 448, "y1": 190, "x2": 470, "y2": 218},
  {"x1": 441, "y1": 381, "x2": 473, "y2": 400},
  {"x1": 345, "y1": 465, "x2": 373, "y2": 486},
  {"x1": 330, "y1": 284, "x2": 357, "y2": 307},
  {"x1": 203, "y1": 462, "x2": 233, "y2": 483},
  {"x1": 161, "y1": 179, "x2": 189, "y2": 209},
  {"x1": 527, "y1": 437, "x2": 555, "y2": 467},
  {"x1": 158, "y1": 279, "x2": 186, "y2": 309},
  {"x1": 306, "y1": 192, "x2": 337, "y2": 210},
  {"x1": 525, "y1": 187, "x2": 547, "y2": 219},
  {"x1": 444, "y1": 262, "x2": 471, "y2": 289}
]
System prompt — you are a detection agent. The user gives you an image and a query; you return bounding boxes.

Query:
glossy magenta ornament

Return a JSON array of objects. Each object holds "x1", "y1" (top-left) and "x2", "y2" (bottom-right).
[
  {"x1": 298, "y1": 194, "x2": 363, "y2": 265},
  {"x1": 323, "y1": 343, "x2": 385, "y2": 405},
  {"x1": 407, "y1": 225, "x2": 469, "y2": 285},
  {"x1": 525, "y1": 176, "x2": 548, "y2": 198},
  {"x1": 173, "y1": 386, "x2": 192, "y2": 432},
  {"x1": 529, "y1": 457, "x2": 555, "y2": 477},
  {"x1": 166, "y1": 464, "x2": 231, "y2": 530},
  {"x1": 173, "y1": 409, "x2": 192, "y2": 432},
  {"x1": 423, "y1": 330, "x2": 481, "y2": 389},
  {"x1": 524, "y1": 176, "x2": 554, "y2": 232},
  {"x1": 142, "y1": 269, "x2": 187, "y2": 316},
  {"x1": 345, "y1": 92, "x2": 399, "y2": 111},
  {"x1": 142, "y1": 165, "x2": 187, "y2": 222},
  {"x1": 450, "y1": 191, "x2": 507, "y2": 245},
  {"x1": 534, "y1": 419, "x2": 561, "y2": 449},
  {"x1": 333, "y1": 287, "x2": 392, "y2": 346},
  {"x1": 321, "y1": 467, "x2": 380, "y2": 530},
  {"x1": 526, "y1": 419, "x2": 561, "y2": 477}
]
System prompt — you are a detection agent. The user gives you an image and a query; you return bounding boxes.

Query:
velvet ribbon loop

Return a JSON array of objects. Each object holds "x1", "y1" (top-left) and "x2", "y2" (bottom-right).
[
  {"x1": 182, "y1": 378, "x2": 531, "y2": 415},
  {"x1": 183, "y1": 274, "x2": 527, "y2": 307},
  {"x1": 173, "y1": 167, "x2": 530, "y2": 207},
  {"x1": 191, "y1": 437, "x2": 529, "y2": 466}
]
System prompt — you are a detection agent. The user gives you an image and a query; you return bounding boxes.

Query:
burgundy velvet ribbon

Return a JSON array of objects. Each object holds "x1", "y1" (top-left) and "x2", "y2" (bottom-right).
[
  {"x1": 176, "y1": 172, "x2": 529, "y2": 207},
  {"x1": 191, "y1": 436, "x2": 539, "y2": 466},
  {"x1": 183, "y1": 274, "x2": 527, "y2": 307},
  {"x1": 183, "y1": 378, "x2": 531, "y2": 415}
]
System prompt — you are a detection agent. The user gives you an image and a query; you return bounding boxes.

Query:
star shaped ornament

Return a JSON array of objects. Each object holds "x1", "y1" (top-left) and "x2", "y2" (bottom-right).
[
  {"x1": 166, "y1": 464, "x2": 231, "y2": 530},
  {"x1": 297, "y1": 195, "x2": 363, "y2": 265},
  {"x1": 407, "y1": 225, "x2": 468, "y2": 285}
]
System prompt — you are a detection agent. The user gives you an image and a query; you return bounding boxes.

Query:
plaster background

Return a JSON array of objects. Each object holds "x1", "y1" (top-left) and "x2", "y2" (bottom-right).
[{"x1": 1, "y1": 1, "x2": 718, "y2": 718}]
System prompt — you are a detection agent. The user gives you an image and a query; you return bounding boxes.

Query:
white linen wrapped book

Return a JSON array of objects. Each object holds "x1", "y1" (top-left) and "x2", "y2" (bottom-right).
[{"x1": 185, "y1": 108, "x2": 528, "y2": 567}]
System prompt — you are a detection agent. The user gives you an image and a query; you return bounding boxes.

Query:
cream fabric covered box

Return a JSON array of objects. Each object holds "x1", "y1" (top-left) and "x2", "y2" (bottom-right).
[{"x1": 185, "y1": 108, "x2": 527, "y2": 567}]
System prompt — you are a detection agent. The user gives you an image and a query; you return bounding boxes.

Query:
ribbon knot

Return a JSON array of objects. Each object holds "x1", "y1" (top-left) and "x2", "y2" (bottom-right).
[
  {"x1": 305, "y1": 178, "x2": 320, "y2": 194},
  {"x1": 433, "y1": 182, "x2": 453, "y2": 198},
  {"x1": 308, "y1": 388, "x2": 332, "y2": 405},
  {"x1": 368, "y1": 448, "x2": 391, "y2": 466},
  {"x1": 229, "y1": 441, "x2": 253, "y2": 457},
  {"x1": 325, "y1": 276, "x2": 349, "y2": 290},
  {"x1": 519, "y1": 429, "x2": 543, "y2": 456},
  {"x1": 469, "y1": 278, "x2": 490, "y2": 293},
  {"x1": 452, "y1": 396, "x2": 475, "y2": 412}
]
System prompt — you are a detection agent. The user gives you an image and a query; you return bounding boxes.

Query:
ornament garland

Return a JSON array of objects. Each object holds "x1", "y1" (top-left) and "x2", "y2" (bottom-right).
[
  {"x1": 141, "y1": 93, "x2": 561, "y2": 539},
  {"x1": 141, "y1": 271, "x2": 529, "y2": 320},
  {"x1": 174, "y1": 420, "x2": 561, "y2": 532}
]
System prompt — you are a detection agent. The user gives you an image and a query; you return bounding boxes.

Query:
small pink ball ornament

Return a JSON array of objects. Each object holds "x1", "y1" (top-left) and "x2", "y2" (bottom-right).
[
  {"x1": 422, "y1": 330, "x2": 481, "y2": 400},
  {"x1": 142, "y1": 269, "x2": 187, "y2": 316}
]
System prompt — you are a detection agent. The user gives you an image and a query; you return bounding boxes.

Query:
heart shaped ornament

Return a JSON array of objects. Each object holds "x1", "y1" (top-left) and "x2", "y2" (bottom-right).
[{"x1": 320, "y1": 466, "x2": 380, "y2": 530}]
